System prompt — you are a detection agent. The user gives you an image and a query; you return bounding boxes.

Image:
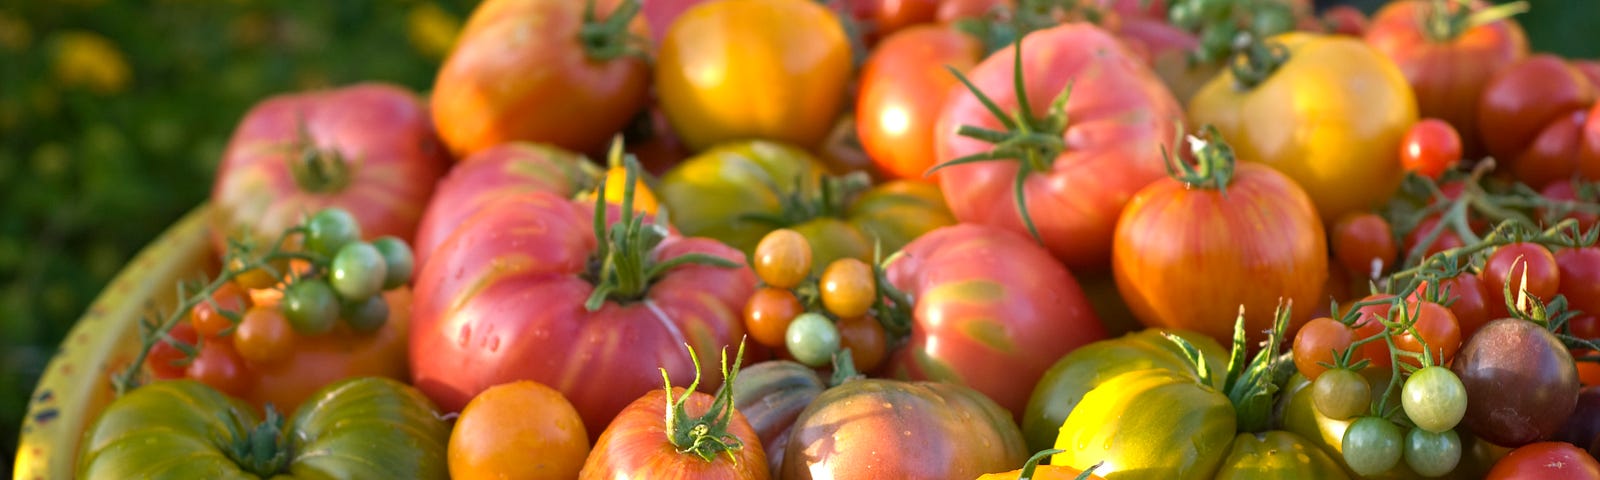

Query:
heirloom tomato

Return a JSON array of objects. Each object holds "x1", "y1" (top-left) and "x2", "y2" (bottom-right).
[
  {"x1": 856, "y1": 24, "x2": 983, "y2": 180},
  {"x1": 1477, "y1": 55, "x2": 1597, "y2": 186},
  {"x1": 781, "y1": 378, "x2": 1028, "y2": 480},
  {"x1": 934, "y1": 22, "x2": 1182, "y2": 270},
  {"x1": 1453, "y1": 318, "x2": 1579, "y2": 448},
  {"x1": 410, "y1": 187, "x2": 756, "y2": 435},
  {"x1": 1112, "y1": 128, "x2": 1327, "y2": 348},
  {"x1": 1188, "y1": 33, "x2": 1417, "y2": 223},
  {"x1": 656, "y1": 0, "x2": 852, "y2": 151},
  {"x1": 659, "y1": 141, "x2": 953, "y2": 271},
  {"x1": 430, "y1": 0, "x2": 649, "y2": 156},
  {"x1": 731, "y1": 360, "x2": 827, "y2": 476},
  {"x1": 1486, "y1": 442, "x2": 1600, "y2": 480},
  {"x1": 883, "y1": 224, "x2": 1107, "y2": 417},
  {"x1": 449, "y1": 381, "x2": 589, "y2": 480},
  {"x1": 1364, "y1": 0, "x2": 1529, "y2": 157},
  {"x1": 78, "y1": 378, "x2": 450, "y2": 479},
  {"x1": 209, "y1": 83, "x2": 449, "y2": 257},
  {"x1": 413, "y1": 143, "x2": 600, "y2": 272}
]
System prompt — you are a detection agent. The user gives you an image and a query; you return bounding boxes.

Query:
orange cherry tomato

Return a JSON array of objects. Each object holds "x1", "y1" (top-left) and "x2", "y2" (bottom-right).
[
  {"x1": 147, "y1": 322, "x2": 199, "y2": 380},
  {"x1": 190, "y1": 281, "x2": 250, "y2": 339},
  {"x1": 450, "y1": 380, "x2": 589, "y2": 480},
  {"x1": 754, "y1": 229, "x2": 813, "y2": 289},
  {"x1": 744, "y1": 287, "x2": 804, "y2": 348},
  {"x1": 1292, "y1": 316, "x2": 1356, "y2": 380},
  {"x1": 233, "y1": 306, "x2": 296, "y2": 367},
  {"x1": 837, "y1": 315, "x2": 887, "y2": 373},
  {"x1": 821, "y1": 258, "x2": 876, "y2": 319}
]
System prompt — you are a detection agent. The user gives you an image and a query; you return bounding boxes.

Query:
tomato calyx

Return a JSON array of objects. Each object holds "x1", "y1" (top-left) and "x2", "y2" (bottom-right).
[
  {"x1": 662, "y1": 341, "x2": 748, "y2": 463},
  {"x1": 1418, "y1": 0, "x2": 1527, "y2": 44},
  {"x1": 285, "y1": 123, "x2": 352, "y2": 194},
  {"x1": 578, "y1": 0, "x2": 647, "y2": 61},
  {"x1": 1164, "y1": 301, "x2": 1292, "y2": 433},
  {"x1": 1227, "y1": 36, "x2": 1289, "y2": 90},
  {"x1": 740, "y1": 172, "x2": 873, "y2": 229},
  {"x1": 928, "y1": 37, "x2": 1071, "y2": 243},
  {"x1": 1167, "y1": 0, "x2": 1296, "y2": 66},
  {"x1": 1011, "y1": 447, "x2": 1103, "y2": 480},
  {"x1": 1162, "y1": 124, "x2": 1237, "y2": 193},
  {"x1": 224, "y1": 403, "x2": 291, "y2": 476}
]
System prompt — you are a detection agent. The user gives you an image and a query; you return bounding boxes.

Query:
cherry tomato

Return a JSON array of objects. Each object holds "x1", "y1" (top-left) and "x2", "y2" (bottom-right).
[
  {"x1": 744, "y1": 287, "x2": 804, "y2": 349},
  {"x1": 340, "y1": 295, "x2": 390, "y2": 334},
  {"x1": 304, "y1": 208, "x2": 362, "y2": 259},
  {"x1": 146, "y1": 322, "x2": 199, "y2": 379},
  {"x1": 754, "y1": 229, "x2": 813, "y2": 289},
  {"x1": 1392, "y1": 300, "x2": 1462, "y2": 369},
  {"x1": 1403, "y1": 366, "x2": 1468, "y2": 433},
  {"x1": 1559, "y1": 247, "x2": 1600, "y2": 317},
  {"x1": 190, "y1": 281, "x2": 250, "y2": 339},
  {"x1": 1312, "y1": 368, "x2": 1370, "y2": 420},
  {"x1": 1292, "y1": 316, "x2": 1356, "y2": 380},
  {"x1": 371, "y1": 235, "x2": 415, "y2": 289},
  {"x1": 1410, "y1": 275, "x2": 1492, "y2": 342},
  {"x1": 786, "y1": 312, "x2": 841, "y2": 367},
  {"x1": 1404, "y1": 428, "x2": 1462, "y2": 478},
  {"x1": 233, "y1": 306, "x2": 295, "y2": 366},
  {"x1": 1480, "y1": 242, "x2": 1561, "y2": 320},
  {"x1": 820, "y1": 258, "x2": 876, "y2": 319},
  {"x1": 186, "y1": 339, "x2": 251, "y2": 397},
  {"x1": 1400, "y1": 118, "x2": 1463, "y2": 179},
  {"x1": 331, "y1": 242, "x2": 388, "y2": 301},
  {"x1": 1541, "y1": 180, "x2": 1600, "y2": 231},
  {"x1": 1349, "y1": 294, "x2": 1400, "y2": 369},
  {"x1": 229, "y1": 256, "x2": 285, "y2": 290},
  {"x1": 1487, "y1": 442, "x2": 1600, "y2": 480},
  {"x1": 449, "y1": 380, "x2": 589, "y2": 480},
  {"x1": 283, "y1": 279, "x2": 340, "y2": 335},
  {"x1": 1331, "y1": 212, "x2": 1397, "y2": 279},
  {"x1": 837, "y1": 315, "x2": 887, "y2": 373},
  {"x1": 1344, "y1": 416, "x2": 1405, "y2": 477},
  {"x1": 1402, "y1": 216, "x2": 1467, "y2": 260}
]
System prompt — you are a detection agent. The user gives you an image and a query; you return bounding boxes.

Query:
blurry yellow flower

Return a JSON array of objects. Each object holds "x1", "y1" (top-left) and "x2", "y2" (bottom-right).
[
  {"x1": 0, "y1": 11, "x2": 31, "y2": 51},
  {"x1": 51, "y1": 31, "x2": 131, "y2": 94},
  {"x1": 407, "y1": 2, "x2": 460, "y2": 60}
]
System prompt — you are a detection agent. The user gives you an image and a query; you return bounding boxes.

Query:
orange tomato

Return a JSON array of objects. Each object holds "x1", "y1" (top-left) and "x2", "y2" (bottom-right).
[{"x1": 450, "y1": 381, "x2": 589, "y2": 480}]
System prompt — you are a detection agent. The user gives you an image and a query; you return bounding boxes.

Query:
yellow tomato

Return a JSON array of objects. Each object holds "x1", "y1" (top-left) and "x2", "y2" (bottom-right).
[
  {"x1": 449, "y1": 381, "x2": 589, "y2": 480},
  {"x1": 1187, "y1": 33, "x2": 1417, "y2": 223},
  {"x1": 656, "y1": 0, "x2": 852, "y2": 151}
]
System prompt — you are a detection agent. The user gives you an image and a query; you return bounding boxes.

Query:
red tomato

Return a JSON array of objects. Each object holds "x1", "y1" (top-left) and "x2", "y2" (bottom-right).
[
  {"x1": 412, "y1": 143, "x2": 600, "y2": 273},
  {"x1": 1403, "y1": 215, "x2": 1467, "y2": 260},
  {"x1": 581, "y1": 387, "x2": 768, "y2": 479},
  {"x1": 186, "y1": 339, "x2": 251, "y2": 397},
  {"x1": 1410, "y1": 275, "x2": 1493, "y2": 341},
  {"x1": 1480, "y1": 242, "x2": 1562, "y2": 320},
  {"x1": 209, "y1": 83, "x2": 450, "y2": 256},
  {"x1": 853, "y1": 0, "x2": 940, "y2": 41},
  {"x1": 1321, "y1": 6, "x2": 1369, "y2": 36},
  {"x1": 1349, "y1": 294, "x2": 1400, "y2": 370},
  {"x1": 1583, "y1": 102, "x2": 1600, "y2": 179},
  {"x1": 1559, "y1": 247, "x2": 1600, "y2": 317},
  {"x1": 1331, "y1": 213, "x2": 1397, "y2": 280},
  {"x1": 1391, "y1": 300, "x2": 1462, "y2": 368},
  {"x1": 1364, "y1": 0, "x2": 1528, "y2": 158},
  {"x1": 856, "y1": 24, "x2": 982, "y2": 181},
  {"x1": 1399, "y1": 118, "x2": 1463, "y2": 179},
  {"x1": 883, "y1": 224, "x2": 1108, "y2": 417},
  {"x1": 1478, "y1": 55, "x2": 1596, "y2": 184},
  {"x1": 190, "y1": 281, "x2": 251, "y2": 339},
  {"x1": 935, "y1": 23, "x2": 1182, "y2": 270},
  {"x1": 1292, "y1": 316, "x2": 1356, "y2": 380},
  {"x1": 431, "y1": 0, "x2": 650, "y2": 156},
  {"x1": 1512, "y1": 108, "x2": 1590, "y2": 189},
  {"x1": 410, "y1": 192, "x2": 756, "y2": 435},
  {"x1": 1540, "y1": 179, "x2": 1600, "y2": 230},
  {"x1": 1486, "y1": 442, "x2": 1600, "y2": 480},
  {"x1": 146, "y1": 322, "x2": 199, "y2": 380}
]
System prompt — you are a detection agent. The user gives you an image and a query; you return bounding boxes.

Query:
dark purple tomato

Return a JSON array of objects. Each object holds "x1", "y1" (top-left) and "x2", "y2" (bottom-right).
[{"x1": 1452, "y1": 318, "x2": 1580, "y2": 447}]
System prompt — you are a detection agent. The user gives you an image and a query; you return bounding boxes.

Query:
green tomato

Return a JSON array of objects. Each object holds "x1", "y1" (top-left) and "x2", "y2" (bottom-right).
[
  {"x1": 786, "y1": 312, "x2": 840, "y2": 367},
  {"x1": 1314, "y1": 368, "x2": 1371, "y2": 421},
  {"x1": 341, "y1": 294, "x2": 389, "y2": 334},
  {"x1": 283, "y1": 279, "x2": 339, "y2": 335},
  {"x1": 77, "y1": 378, "x2": 449, "y2": 479},
  {"x1": 1343, "y1": 416, "x2": 1404, "y2": 477},
  {"x1": 370, "y1": 236, "x2": 414, "y2": 289},
  {"x1": 1214, "y1": 430, "x2": 1350, "y2": 480},
  {"x1": 1404, "y1": 427, "x2": 1461, "y2": 478},
  {"x1": 1402, "y1": 366, "x2": 1467, "y2": 433},
  {"x1": 1052, "y1": 368, "x2": 1236, "y2": 479},
  {"x1": 331, "y1": 242, "x2": 387, "y2": 301},
  {"x1": 304, "y1": 208, "x2": 361, "y2": 259}
]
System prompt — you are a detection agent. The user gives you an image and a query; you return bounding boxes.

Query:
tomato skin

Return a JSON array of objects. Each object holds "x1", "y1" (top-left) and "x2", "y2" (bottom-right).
[
  {"x1": 836, "y1": 315, "x2": 887, "y2": 373},
  {"x1": 1409, "y1": 276, "x2": 1495, "y2": 345},
  {"x1": 781, "y1": 379, "x2": 1028, "y2": 479},
  {"x1": 856, "y1": 24, "x2": 982, "y2": 180},
  {"x1": 1583, "y1": 102, "x2": 1600, "y2": 180},
  {"x1": 1114, "y1": 161, "x2": 1327, "y2": 348},
  {"x1": 1293, "y1": 317, "x2": 1356, "y2": 381},
  {"x1": 414, "y1": 143, "x2": 600, "y2": 272},
  {"x1": 1364, "y1": 0, "x2": 1528, "y2": 158},
  {"x1": 146, "y1": 322, "x2": 199, "y2": 380},
  {"x1": 1052, "y1": 368, "x2": 1237, "y2": 479},
  {"x1": 1391, "y1": 300, "x2": 1462, "y2": 369},
  {"x1": 1540, "y1": 180, "x2": 1600, "y2": 230},
  {"x1": 657, "y1": 0, "x2": 853, "y2": 151},
  {"x1": 854, "y1": 0, "x2": 940, "y2": 41},
  {"x1": 1559, "y1": 247, "x2": 1600, "y2": 317},
  {"x1": 1189, "y1": 33, "x2": 1417, "y2": 223},
  {"x1": 237, "y1": 287, "x2": 415, "y2": 414},
  {"x1": 884, "y1": 224, "x2": 1108, "y2": 417},
  {"x1": 431, "y1": 0, "x2": 649, "y2": 156},
  {"x1": 1477, "y1": 55, "x2": 1595, "y2": 173},
  {"x1": 209, "y1": 83, "x2": 450, "y2": 256},
  {"x1": 1214, "y1": 431, "x2": 1349, "y2": 479},
  {"x1": 1511, "y1": 108, "x2": 1590, "y2": 189},
  {"x1": 1331, "y1": 213, "x2": 1398, "y2": 280},
  {"x1": 580, "y1": 387, "x2": 768, "y2": 480},
  {"x1": 935, "y1": 0, "x2": 1011, "y2": 23},
  {"x1": 190, "y1": 281, "x2": 250, "y2": 339},
  {"x1": 1487, "y1": 442, "x2": 1600, "y2": 480},
  {"x1": 186, "y1": 338, "x2": 251, "y2": 397},
  {"x1": 450, "y1": 381, "x2": 589, "y2": 480},
  {"x1": 744, "y1": 288, "x2": 804, "y2": 349},
  {"x1": 1479, "y1": 242, "x2": 1561, "y2": 320},
  {"x1": 410, "y1": 192, "x2": 756, "y2": 435},
  {"x1": 936, "y1": 23, "x2": 1183, "y2": 269},
  {"x1": 77, "y1": 378, "x2": 450, "y2": 479}
]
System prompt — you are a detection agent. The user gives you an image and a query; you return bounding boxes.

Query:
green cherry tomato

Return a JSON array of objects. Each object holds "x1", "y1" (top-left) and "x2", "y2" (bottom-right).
[
  {"x1": 786, "y1": 312, "x2": 841, "y2": 367},
  {"x1": 305, "y1": 208, "x2": 362, "y2": 258},
  {"x1": 371, "y1": 236, "x2": 414, "y2": 289},
  {"x1": 1313, "y1": 368, "x2": 1371, "y2": 421},
  {"x1": 341, "y1": 294, "x2": 390, "y2": 334},
  {"x1": 284, "y1": 279, "x2": 340, "y2": 335},
  {"x1": 331, "y1": 242, "x2": 388, "y2": 301},
  {"x1": 1403, "y1": 366, "x2": 1469, "y2": 433},
  {"x1": 1405, "y1": 427, "x2": 1462, "y2": 478},
  {"x1": 1343, "y1": 416, "x2": 1404, "y2": 477}
]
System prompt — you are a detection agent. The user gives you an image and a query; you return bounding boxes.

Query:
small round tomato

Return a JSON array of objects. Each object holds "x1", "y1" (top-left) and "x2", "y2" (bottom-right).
[
  {"x1": 1392, "y1": 300, "x2": 1461, "y2": 368},
  {"x1": 1403, "y1": 366, "x2": 1468, "y2": 433},
  {"x1": 837, "y1": 315, "x2": 887, "y2": 373},
  {"x1": 1403, "y1": 215, "x2": 1467, "y2": 259},
  {"x1": 1480, "y1": 242, "x2": 1561, "y2": 319},
  {"x1": 1331, "y1": 212, "x2": 1397, "y2": 279},
  {"x1": 233, "y1": 306, "x2": 295, "y2": 366},
  {"x1": 1559, "y1": 247, "x2": 1600, "y2": 317},
  {"x1": 755, "y1": 229, "x2": 813, "y2": 289},
  {"x1": 1410, "y1": 275, "x2": 1492, "y2": 342},
  {"x1": 370, "y1": 236, "x2": 414, "y2": 289},
  {"x1": 283, "y1": 279, "x2": 340, "y2": 335},
  {"x1": 1293, "y1": 316, "x2": 1356, "y2": 380},
  {"x1": 191, "y1": 281, "x2": 250, "y2": 339},
  {"x1": 1541, "y1": 180, "x2": 1600, "y2": 231},
  {"x1": 340, "y1": 295, "x2": 390, "y2": 334},
  {"x1": 820, "y1": 258, "x2": 876, "y2": 319},
  {"x1": 745, "y1": 287, "x2": 804, "y2": 349},
  {"x1": 330, "y1": 242, "x2": 388, "y2": 301},
  {"x1": 1405, "y1": 428, "x2": 1462, "y2": 478},
  {"x1": 1400, "y1": 118, "x2": 1462, "y2": 179},
  {"x1": 787, "y1": 312, "x2": 841, "y2": 367},
  {"x1": 1313, "y1": 368, "x2": 1371, "y2": 420},
  {"x1": 147, "y1": 322, "x2": 199, "y2": 380},
  {"x1": 450, "y1": 380, "x2": 589, "y2": 480},
  {"x1": 1343, "y1": 416, "x2": 1404, "y2": 477},
  {"x1": 304, "y1": 207, "x2": 362, "y2": 259},
  {"x1": 1348, "y1": 295, "x2": 1399, "y2": 369},
  {"x1": 1487, "y1": 442, "x2": 1600, "y2": 480},
  {"x1": 186, "y1": 339, "x2": 251, "y2": 397}
]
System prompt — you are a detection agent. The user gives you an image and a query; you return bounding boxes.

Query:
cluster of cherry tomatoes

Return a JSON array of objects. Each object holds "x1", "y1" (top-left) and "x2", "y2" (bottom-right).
[{"x1": 744, "y1": 229, "x2": 888, "y2": 372}]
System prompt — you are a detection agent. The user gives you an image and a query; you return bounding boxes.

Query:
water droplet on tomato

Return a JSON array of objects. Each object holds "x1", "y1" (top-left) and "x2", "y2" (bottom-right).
[
  {"x1": 487, "y1": 335, "x2": 500, "y2": 352},
  {"x1": 457, "y1": 324, "x2": 472, "y2": 347}
]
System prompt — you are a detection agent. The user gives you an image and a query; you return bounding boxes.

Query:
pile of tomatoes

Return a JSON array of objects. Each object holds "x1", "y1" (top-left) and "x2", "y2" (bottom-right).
[{"x1": 64, "y1": 0, "x2": 1600, "y2": 478}]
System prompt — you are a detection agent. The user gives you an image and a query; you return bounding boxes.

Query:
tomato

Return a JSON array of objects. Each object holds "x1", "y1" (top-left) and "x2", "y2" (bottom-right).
[
  {"x1": 744, "y1": 287, "x2": 804, "y2": 349},
  {"x1": 781, "y1": 378, "x2": 1028, "y2": 479},
  {"x1": 1479, "y1": 242, "x2": 1561, "y2": 320},
  {"x1": 1540, "y1": 180, "x2": 1600, "y2": 231},
  {"x1": 819, "y1": 258, "x2": 875, "y2": 319},
  {"x1": 1584, "y1": 102, "x2": 1600, "y2": 180},
  {"x1": 1331, "y1": 213, "x2": 1398, "y2": 280},
  {"x1": 1051, "y1": 368, "x2": 1237, "y2": 478},
  {"x1": 450, "y1": 381, "x2": 588, "y2": 480},
  {"x1": 836, "y1": 315, "x2": 887, "y2": 373},
  {"x1": 785, "y1": 312, "x2": 841, "y2": 368},
  {"x1": 190, "y1": 281, "x2": 250, "y2": 339},
  {"x1": 410, "y1": 191, "x2": 756, "y2": 435},
  {"x1": 1487, "y1": 442, "x2": 1600, "y2": 480},
  {"x1": 234, "y1": 288, "x2": 415, "y2": 413},
  {"x1": 1454, "y1": 318, "x2": 1580, "y2": 448},
  {"x1": 936, "y1": 0, "x2": 1011, "y2": 23},
  {"x1": 935, "y1": 22, "x2": 1182, "y2": 270},
  {"x1": 1313, "y1": 368, "x2": 1370, "y2": 421},
  {"x1": 304, "y1": 207, "x2": 362, "y2": 259},
  {"x1": 78, "y1": 378, "x2": 450, "y2": 479},
  {"x1": 731, "y1": 360, "x2": 827, "y2": 476},
  {"x1": 209, "y1": 83, "x2": 449, "y2": 257},
  {"x1": 1364, "y1": 0, "x2": 1529, "y2": 158},
  {"x1": 657, "y1": 0, "x2": 853, "y2": 151},
  {"x1": 330, "y1": 241, "x2": 387, "y2": 301},
  {"x1": 370, "y1": 236, "x2": 415, "y2": 290},
  {"x1": 1320, "y1": 5, "x2": 1368, "y2": 36},
  {"x1": 1399, "y1": 118, "x2": 1464, "y2": 180},
  {"x1": 185, "y1": 338, "x2": 250, "y2": 397},
  {"x1": 1402, "y1": 365, "x2": 1468, "y2": 433},
  {"x1": 1343, "y1": 416, "x2": 1404, "y2": 477},
  {"x1": 1403, "y1": 216, "x2": 1468, "y2": 260},
  {"x1": 1113, "y1": 138, "x2": 1327, "y2": 348},
  {"x1": 1214, "y1": 431, "x2": 1348, "y2": 479},
  {"x1": 1477, "y1": 55, "x2": 1596, "y2": 185},
  {"x1": 1293, "y1": 317, "x2": 1357, "y2": 380},
  {"x1": 1189, "y1": 33, "x2": 1417, "y2": 223},
  {"x1": 340, "y1": 295, "x2": 390, "y2": 333},
  {"x1": 753, "y1": 229, "x2": 812, "y2": 289},
  {"x1": 431, "y1": 0, "x2": 648, "y2": 156},
  {"x1": 883, "y1": 224, "x2": 1108, "y2": 417},
  {"x1": 1557, "y1": 386, "x2": 1600, "y2": 457},
  {"x1": 856, "y1": 24, "x2": 982, "y2": 180},
  {"x1": 233, "y1": 306, "x2": 294, "y2": 366},
  {"x1": 659, "y1": 142, "x2": 954, "y2": 269},
  {"x1": 146, "y1": 322, "x2": 198, "y2": 380},
  {"x1": 1392, "y1": 300, "x2": 1462, "y2": 369},
  {"x1": 1561, "y1": 247, "x2": 1600, "y2": 317},
  {"x1": 852, "y1": 0, "x2": 940, "y2": 41},
  {"x1": 282, "y1": 279, "x2": 339, "y2": 335},
  {"x1": 1022, "y1": 328, "x2": 1228, "y2": 452}
]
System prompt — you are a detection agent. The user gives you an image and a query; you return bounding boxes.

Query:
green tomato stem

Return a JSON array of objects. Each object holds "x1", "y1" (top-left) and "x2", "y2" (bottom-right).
[{"x1": 662, "y1": 341, "x2": 748, "y2": 463}]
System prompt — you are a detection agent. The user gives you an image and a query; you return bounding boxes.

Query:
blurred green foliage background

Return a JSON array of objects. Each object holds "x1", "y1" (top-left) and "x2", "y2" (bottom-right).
[{"x1": 1, "y1": 0, "x2": 1596, "y2": 470}]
